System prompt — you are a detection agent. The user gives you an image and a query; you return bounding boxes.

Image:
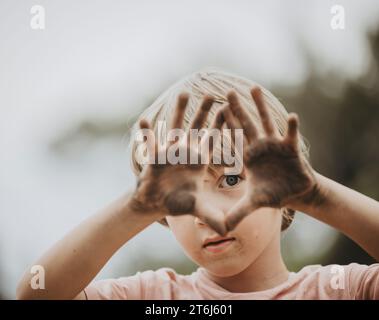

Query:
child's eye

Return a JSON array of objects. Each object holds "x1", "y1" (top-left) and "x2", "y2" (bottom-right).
[{"x1": 219, "y1": 175, "x2": 241, "y2": 188}]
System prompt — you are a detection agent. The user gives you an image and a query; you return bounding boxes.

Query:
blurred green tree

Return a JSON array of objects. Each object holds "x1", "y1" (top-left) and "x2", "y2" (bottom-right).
[{"x1": 279, "y1": 27, "x2": 379, "y2": 266}]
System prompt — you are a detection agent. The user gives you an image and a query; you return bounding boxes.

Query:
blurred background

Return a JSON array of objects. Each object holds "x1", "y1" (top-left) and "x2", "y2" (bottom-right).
[{"x1": 1, "y1": 0, "x2": 379, "y2": 299}]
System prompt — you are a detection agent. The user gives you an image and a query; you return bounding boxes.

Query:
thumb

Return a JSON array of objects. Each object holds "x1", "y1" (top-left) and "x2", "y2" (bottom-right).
[{"x1": 225, "y1": 195, "x2": 255, "y2": 231}]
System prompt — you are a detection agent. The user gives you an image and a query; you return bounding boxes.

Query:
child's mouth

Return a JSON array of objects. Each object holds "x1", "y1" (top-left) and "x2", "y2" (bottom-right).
[{"x1": 202, "y1": 236, "x2": 236, "y2": 253}]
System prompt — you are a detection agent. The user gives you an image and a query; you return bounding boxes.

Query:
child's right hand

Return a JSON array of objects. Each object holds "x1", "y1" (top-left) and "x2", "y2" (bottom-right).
[{"x1": 129, "y1": 93, "x2": 228, "y2": 235}]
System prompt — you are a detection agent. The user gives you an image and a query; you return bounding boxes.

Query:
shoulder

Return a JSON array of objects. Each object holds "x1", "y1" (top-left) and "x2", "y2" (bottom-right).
[
  {"x1": 290, "y1": 263, "x2": 379, "y2": 299},
  {"x1": 342, "y1": 262, "x2": 379, "y2": 299}
]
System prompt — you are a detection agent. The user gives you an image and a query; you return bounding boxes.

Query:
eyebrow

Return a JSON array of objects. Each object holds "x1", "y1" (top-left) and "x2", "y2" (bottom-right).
[{"x1": 207, "y1": 165, "x2": 223, "y2": 178}]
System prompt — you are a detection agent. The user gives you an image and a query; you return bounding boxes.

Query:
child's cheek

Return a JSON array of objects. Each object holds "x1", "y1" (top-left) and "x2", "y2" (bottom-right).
[
  {"x1": 167, "y1": 216, "x2": 193, "y2": 239},
  {"x1": 233, "y1": 207, "x2": 281, "y2": 246},
  {"x1": 167, "y1": 215, "x2": 202, "y2": 250}
]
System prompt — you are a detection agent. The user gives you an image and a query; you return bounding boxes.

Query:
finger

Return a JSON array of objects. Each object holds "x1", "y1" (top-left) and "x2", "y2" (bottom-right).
[
  {"x1": 284, "y1": 113, "x2": 299, "y2": 149},
  {"x1": 227, "y1": 91, "x2": 258, "y2": 143},
  {"x1": 225, "y1": 195, "x2": 256, "y2": 231},
  {"x1": 190, "y1": 95, "x2": 214, "y2": 130},
  {"x1": 188, "y1": 95, "x2": 214, "y2": 151},
  {"x1": 221, "y1": 104, "x2": 241, "y2": 146},
  {"x1": 200, "y1": 108, "x2": 224, "y2": 163},
  {"x1": 195, "y1": 199, "x2": 227, "y2": 236},
  {"x1": 209, "y1": 107, "x2": 225, "y2": 131},
  {"x1": 222, "y1": 104, "x2": 249, "y2": 155},
  {"x1": 251, "y1": 87, "x2": 277, "y2": 137},
  {"x1": 139, "y1": 119, "x2": 156, "y2": 162},
  {"x1": 171, "y1": 93, "x2": 189, "y2": 130},
  {"x1": 222, "y1": 104, "x2": 241, "y2": 130}
]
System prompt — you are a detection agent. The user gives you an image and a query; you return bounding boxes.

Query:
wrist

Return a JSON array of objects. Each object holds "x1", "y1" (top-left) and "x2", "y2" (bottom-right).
[
  {"x1": 287, "y1": 172, "x2": 330, "y2": 215},
  {"x1": 123, "y1": 191, "x2": 165, "y2": 223}
]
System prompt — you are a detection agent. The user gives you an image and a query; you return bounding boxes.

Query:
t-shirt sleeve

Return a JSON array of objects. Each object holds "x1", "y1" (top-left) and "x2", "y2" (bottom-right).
[
  {"x1": 346, "y1": 263, "x2": 379, "y2": 299},
  {"x1": 83, "y1": 268, "x2": 179, "y2": 300}
]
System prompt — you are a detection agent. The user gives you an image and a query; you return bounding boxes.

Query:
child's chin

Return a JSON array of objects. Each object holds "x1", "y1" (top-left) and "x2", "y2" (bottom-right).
[{"x1": 203, "y1": 259, "x2": 246, "y2": 278}]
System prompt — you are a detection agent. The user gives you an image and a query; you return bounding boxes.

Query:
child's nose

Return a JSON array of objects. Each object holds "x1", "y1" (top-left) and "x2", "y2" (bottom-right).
[{"x1": 194, "y1": 211, "x2": 227, "y2": 228}]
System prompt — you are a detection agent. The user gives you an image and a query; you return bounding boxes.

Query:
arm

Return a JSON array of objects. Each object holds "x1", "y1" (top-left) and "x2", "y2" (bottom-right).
[
  {"x1": 17, "y1": 93, "x2": 225, "y2": 300},
  {"x1": 293, "y1": 172, "x2": 379, "y2": 261},
  {"x1": 16, "y1": 192, "x2": 161, "y2": 300}
]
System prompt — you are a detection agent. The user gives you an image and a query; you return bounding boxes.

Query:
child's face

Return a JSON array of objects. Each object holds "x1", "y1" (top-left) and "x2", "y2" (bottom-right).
[{"x1": 166, "y1": 165, "x2": 283, "y2": 277}]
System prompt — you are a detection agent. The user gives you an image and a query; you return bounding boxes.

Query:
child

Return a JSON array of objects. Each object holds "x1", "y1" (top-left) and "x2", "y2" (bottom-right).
[{"x1": 17, "y1": 69, "x2": 379, "y2": 299}]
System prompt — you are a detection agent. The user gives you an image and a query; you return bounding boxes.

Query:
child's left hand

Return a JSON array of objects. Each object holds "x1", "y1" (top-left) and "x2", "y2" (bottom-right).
[{"x1": 223, "y1": 88, "x2": 322, "y2": 232}]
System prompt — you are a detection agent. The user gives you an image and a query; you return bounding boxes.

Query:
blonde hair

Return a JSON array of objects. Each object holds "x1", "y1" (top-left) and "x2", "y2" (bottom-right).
[{"x1": 128, "y1": 68, "x2": 309, "y2": 231}]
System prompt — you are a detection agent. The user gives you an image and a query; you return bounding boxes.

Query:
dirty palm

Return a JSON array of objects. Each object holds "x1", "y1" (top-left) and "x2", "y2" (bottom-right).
[{"x1": 131, "y1": 87, "x2": 320, "y2": 235}]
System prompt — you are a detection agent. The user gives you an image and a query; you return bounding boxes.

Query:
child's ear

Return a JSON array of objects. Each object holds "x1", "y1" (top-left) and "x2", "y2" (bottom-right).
[{"x1": 281, "y1": 208, "x2": 295, "y2": 231}]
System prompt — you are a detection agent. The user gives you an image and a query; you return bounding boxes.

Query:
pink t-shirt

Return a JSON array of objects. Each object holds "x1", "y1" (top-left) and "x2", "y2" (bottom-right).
[{"x1": 84, "y1": 263, "x2": 379, "y2": 300}]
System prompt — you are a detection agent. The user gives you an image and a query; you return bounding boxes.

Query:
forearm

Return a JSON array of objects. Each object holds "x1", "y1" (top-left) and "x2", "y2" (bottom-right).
[
  {"x1": 294, "y1": 172, "x2": 379, "y2": 261},
  {"x1": 16, "y1": 192, "x2": 161, "y2": 300}
]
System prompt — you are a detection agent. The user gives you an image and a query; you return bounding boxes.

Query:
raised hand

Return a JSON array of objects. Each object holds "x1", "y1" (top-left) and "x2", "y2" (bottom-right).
[
  {"x1": 129, "y1": 93, "x2": 228, "y2": 235},
  {"x1": 223, "y1": 88, "x2": 319, "y2": 231}
]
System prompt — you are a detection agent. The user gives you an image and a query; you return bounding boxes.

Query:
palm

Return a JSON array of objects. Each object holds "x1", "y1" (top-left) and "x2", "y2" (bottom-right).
[
  {"x1": 244, "y1": 137, "x2": 315, "y2": 208},
  {"x1": 135, "y1": 148, "x2": 204, "y2": 215}
]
